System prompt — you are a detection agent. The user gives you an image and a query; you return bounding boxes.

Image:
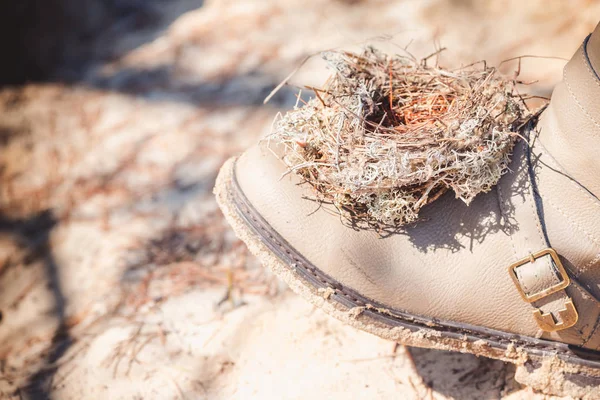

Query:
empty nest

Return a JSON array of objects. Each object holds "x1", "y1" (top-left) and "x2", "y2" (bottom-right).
[{"x1": 268, "y1": 47, "x2": 532, "y2": 226}]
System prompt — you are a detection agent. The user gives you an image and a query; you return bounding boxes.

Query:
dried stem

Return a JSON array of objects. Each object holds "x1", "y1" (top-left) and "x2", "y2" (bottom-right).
[{"x1": 267, "y1": 47, "x2": 535, "y2": 226}]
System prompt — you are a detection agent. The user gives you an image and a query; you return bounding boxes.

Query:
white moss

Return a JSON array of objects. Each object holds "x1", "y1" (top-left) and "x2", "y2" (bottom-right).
[{"x1": 267, "y1": 48, "x2": 531, "y2": 226}]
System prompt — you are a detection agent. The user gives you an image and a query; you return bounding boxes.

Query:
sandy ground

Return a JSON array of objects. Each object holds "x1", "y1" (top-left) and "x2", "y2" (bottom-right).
[{"x1": 1, "y1": 0, "x2": 599, "y2": 398}]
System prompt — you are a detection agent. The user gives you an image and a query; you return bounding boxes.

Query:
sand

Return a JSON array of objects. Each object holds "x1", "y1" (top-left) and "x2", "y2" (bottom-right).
[{"x1": 1, "y1": 0, "x2": 599, "y2": 398}]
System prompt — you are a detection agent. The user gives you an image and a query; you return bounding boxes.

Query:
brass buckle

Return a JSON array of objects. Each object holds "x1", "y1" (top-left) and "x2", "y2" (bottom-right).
[
  {"x1": 509, "y1": 248, "x2": 570, "y2": 303},
  {"x1": 508, "y1": 248, "x2": 578, "y2": 332},
  {"x1": 532, "y1": 299, "x2": 579, "y2": 332}
]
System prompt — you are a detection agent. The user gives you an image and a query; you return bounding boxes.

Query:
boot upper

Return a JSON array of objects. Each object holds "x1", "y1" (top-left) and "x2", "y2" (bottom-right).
[{"x1": 233, "y1": 29, "x2": 600, "y2": 350}]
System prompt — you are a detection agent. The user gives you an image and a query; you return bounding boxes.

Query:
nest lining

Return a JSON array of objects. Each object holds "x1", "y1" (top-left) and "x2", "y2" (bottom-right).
[{"x1": 268, "y1": 47, "x2": 532, "y2": 226}]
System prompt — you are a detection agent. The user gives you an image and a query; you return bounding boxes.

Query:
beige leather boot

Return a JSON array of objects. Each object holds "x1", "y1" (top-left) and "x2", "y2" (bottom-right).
[{"x1": 215, "y1": 24, "x2": 600, "y2": 398}]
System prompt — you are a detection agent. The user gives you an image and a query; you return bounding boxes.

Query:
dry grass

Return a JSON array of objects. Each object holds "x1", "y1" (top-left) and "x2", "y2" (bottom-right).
[{"x1": 268, "y1": 47, "x2": 533, "y2": 226}]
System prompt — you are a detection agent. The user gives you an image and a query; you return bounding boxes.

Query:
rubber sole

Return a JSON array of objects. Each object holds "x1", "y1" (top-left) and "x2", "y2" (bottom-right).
[{"x1": 214, "y1": 157, "x2": 600, "y2": 398}]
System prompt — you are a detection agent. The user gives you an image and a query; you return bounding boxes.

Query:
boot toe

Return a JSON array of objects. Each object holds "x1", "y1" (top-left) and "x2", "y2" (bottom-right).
[{"x1": 225, "y1": 142, "x2": 538, "y2": 336}]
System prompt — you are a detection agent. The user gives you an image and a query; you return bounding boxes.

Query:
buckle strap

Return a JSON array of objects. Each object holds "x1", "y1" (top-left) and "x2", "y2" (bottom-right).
[
  {"x1": 499, "y1": 139, "x2": 578, "y2": 332},
  {"x1": 509, "y1": 248, "x2": 578, "y2": 331},
  {"x1": 509, "y1": 248, "x2": 570, "y2": 303}
]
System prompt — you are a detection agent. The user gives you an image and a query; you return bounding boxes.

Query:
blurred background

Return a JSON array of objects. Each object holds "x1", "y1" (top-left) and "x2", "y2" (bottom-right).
[{"x1": 0, "y1": 1, "x2": 598, "y2": 399}]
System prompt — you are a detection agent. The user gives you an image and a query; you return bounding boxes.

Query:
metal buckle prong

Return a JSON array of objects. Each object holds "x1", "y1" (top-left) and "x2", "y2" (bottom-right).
[
  {"x1": 508, "y1": 248, "x2": 578, "y2": 332},
  {"x1": 509, "y1": 248, "x2": 570, "y2": 303}
]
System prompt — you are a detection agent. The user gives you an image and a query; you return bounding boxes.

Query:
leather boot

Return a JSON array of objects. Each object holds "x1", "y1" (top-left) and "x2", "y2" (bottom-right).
[{"x1": 215, "y1": 23, "x2": 600, "y2": 398}]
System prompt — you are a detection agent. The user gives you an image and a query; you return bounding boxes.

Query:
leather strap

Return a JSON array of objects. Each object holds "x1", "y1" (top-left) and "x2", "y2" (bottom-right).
[{"x1": 498, "y1": 138, "x2": 577, "y2": 333}]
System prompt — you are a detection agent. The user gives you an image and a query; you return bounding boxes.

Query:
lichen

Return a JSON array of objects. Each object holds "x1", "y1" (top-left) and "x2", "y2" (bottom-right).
[{"x1": 268, "y1": 47, "x2": 533, "y2": 226}]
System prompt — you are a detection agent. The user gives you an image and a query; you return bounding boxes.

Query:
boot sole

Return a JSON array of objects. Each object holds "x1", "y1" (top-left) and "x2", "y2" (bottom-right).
[{"x1": 214, "y1": 156, "x2": 600, "y2": 398}]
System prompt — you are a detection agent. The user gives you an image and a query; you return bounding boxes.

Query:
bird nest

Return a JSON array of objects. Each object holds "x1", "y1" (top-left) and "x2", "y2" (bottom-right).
[{"x1": 268, "y1": 48, "x2": 532, "y2": 226}]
